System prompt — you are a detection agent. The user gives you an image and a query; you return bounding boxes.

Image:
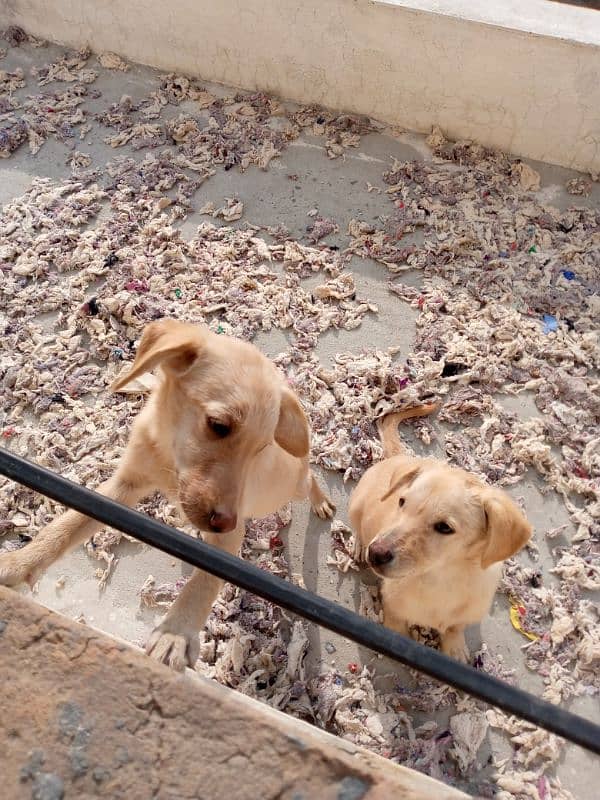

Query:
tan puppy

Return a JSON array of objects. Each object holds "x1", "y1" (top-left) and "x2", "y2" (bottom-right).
[
  {"x1": 0, "y1": 319, "x2": 334, "y2": 669},
  {"x1": 349, "y1": 404, "x2": 531, "y2": 661}
]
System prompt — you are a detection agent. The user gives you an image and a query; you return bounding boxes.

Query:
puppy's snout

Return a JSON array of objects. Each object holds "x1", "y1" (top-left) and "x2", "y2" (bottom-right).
[
  {"x1": 209, "y1": 509, "x2": 238, "y2": 533},
  {"x1": 368, "y1": 541, "x2": 394, "y2": 567}
]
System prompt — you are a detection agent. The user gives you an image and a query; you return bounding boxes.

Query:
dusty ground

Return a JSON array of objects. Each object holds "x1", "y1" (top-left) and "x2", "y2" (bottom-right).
[{"x1": 0, "y1": 33, "x2": 598, "y2": 799}]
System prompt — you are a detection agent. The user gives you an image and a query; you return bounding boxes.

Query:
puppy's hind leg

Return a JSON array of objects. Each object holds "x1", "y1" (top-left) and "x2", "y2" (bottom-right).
[
  {"x1": 308, "y1": 472, "x2": 335, "y2": 519},
  {"x1": 291, "y1": 458, "x2": 334, "y2": 520}
]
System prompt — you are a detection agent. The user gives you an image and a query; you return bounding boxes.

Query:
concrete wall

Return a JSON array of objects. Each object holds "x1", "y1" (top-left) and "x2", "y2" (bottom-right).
[
  {"x1": 0, "y1": 587, "x2": 467, "y2": 800},
  {"x1": 1, "y1": 2, "x2": 598, "y2": 174}
]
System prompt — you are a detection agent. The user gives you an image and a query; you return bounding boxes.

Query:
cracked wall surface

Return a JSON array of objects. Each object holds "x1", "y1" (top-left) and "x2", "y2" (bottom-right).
[
  {"x1": 1, "y1": 1, "x2": 599, "y2": 172},
  {"x1": 0, "y1": 587, "x2": 467, "y2": 800}
]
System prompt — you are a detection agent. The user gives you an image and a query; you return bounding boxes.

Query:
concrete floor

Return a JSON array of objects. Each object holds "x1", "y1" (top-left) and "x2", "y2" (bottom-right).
[{"x1": 1, "y1": 41, "x2": 599, "y2": 799}]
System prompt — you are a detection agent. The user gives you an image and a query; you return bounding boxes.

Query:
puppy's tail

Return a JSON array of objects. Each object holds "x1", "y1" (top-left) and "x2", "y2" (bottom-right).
[{"x1": 377, "y1": 403, "x2": 439, "y2": 458}]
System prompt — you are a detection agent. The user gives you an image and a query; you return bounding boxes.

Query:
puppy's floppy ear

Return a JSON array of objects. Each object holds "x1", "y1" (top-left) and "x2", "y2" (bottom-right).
[
  {"x1": 380, "y1": 463, "x2": 421, "y2": 502},
  {"x1": 480, "y1": 488, "x2": 532, "y2": 568},
  {"x1": 274, "y1": 386, "x2": 310, "y2": 458},
  {"x1": 111, "y1": 319, "x2": 204, "y2": 392}
]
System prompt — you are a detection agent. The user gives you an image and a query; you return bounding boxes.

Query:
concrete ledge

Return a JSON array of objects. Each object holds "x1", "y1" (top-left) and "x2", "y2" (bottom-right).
[
  {"x1": 0, "y1": 587, "x2": 467, "y2": 800},
  {"x1": 377, "y1": 0, "x2": 600, "y2": 46},
  {"x1": 1, "y1": 1, "x2": 599, "y2": 173}
]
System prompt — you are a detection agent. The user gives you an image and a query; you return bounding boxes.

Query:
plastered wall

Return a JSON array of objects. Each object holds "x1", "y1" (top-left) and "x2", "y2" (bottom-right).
[{"x1": 2, "y1": 2, "x2": 598, "y2": 180}]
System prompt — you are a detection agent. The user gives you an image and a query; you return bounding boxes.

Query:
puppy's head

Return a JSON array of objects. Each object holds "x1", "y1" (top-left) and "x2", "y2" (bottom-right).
[
  {"x1": 366, "y1": 461, "x2": 531, "y2": 579},
  {"x1": 112, "y1": 319, "x2": 309, "y2": 533}
]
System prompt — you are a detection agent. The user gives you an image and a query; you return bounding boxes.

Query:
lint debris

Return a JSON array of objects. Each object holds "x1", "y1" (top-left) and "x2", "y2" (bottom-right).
[{"x1": 0, "y1": 39, "x2": 597, "y2": 799}]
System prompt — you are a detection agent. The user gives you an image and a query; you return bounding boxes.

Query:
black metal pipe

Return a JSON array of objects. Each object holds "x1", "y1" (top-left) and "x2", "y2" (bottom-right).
[{"x1": 0, "y1": 448, "x2": 598, "y2": 755}]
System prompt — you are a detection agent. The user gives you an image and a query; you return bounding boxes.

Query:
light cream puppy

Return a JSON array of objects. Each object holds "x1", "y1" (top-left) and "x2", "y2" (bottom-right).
[
  {"x1": 0, "y1": 319, "x2": 334, "y2": 669},
  {"x1": 349, "y1": 405, "x2": 531, "y2": 661}
]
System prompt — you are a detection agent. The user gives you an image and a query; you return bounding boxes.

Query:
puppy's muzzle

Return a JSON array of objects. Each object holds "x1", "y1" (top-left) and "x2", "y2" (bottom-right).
[
  {"x1": 179, "y1": 473, "x2": 239, "y2": 533},
  {"x1": 208, "y1": 508, "x2": 237, "y2": 533},
  {"x1": 367, "y1": 540, "x2": 394, "y2": 569},
  {"x1": 180, "y1": 495, "x2": 238, "y2": 533}
]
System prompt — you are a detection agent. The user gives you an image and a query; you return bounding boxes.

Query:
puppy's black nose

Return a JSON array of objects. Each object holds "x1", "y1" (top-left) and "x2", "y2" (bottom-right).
[
  {"x1": 368, "y1": 542, "x2": 394, "y2": 567},
  {"x1": 209, "y1": 510, "x2": 237, "y2": 533}
]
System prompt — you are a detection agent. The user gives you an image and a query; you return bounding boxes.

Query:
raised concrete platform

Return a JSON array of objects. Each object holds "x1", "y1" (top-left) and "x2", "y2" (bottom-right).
[
  {"x1": 0, "y1": 586, "x2": 467, "y2": 800},
  {"x1": 2, "y1": 1, "x2": 599, "y2": 172}
]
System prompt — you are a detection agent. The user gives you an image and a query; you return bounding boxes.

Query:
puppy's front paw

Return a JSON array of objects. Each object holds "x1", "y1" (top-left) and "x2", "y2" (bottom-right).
[
  {"x1": 145, "y1": 621, "x2": 200, "y2": 672},
  {"x1": 312, "y1": 496, "x2": 336, "y2": 519},
  {"x1": 0, "y1": 550, "x2": 43, "y2": 589}
]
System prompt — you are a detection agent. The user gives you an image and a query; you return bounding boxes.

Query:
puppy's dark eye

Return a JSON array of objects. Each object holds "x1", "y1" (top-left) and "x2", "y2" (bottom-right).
[
  {"x1": 398, "y1": 497, "x2": 405, "y2": 508},
  {"x1": 208, "y1": 418, "x2": 231, "y2": 438},
  {"x1": 434, "y1": 521, "x2": 454, "y2": 535}
]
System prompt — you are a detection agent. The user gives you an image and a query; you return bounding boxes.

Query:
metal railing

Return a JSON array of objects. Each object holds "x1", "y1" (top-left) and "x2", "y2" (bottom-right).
[{"x1": 0, "y1": 448, "x2": 598, "y2": 755}]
